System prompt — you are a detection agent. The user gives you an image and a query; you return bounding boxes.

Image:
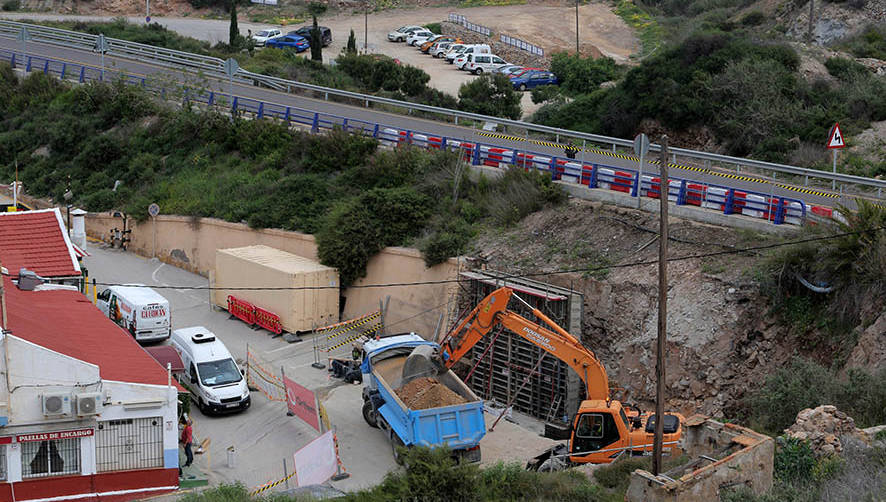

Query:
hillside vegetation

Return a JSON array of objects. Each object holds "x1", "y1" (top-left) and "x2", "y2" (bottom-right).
[{"x1": 0, "y1": 66, "x2": 562, "y2": 284}]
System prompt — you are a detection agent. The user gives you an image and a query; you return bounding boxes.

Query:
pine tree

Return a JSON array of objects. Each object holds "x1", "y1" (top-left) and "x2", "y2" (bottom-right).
[
  {"x1": 310, "y1": 15, "x2": 322, "y2": 61},
  {"x1": 229, "y1": 0, "x2": 239, "y2": 48},
  {"x1": 347, "y1": 29, "x2": 357, "y2": 54}
]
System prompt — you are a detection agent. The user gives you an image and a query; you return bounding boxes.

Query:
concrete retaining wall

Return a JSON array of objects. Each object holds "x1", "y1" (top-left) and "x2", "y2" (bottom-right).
[{"x1": 85, "y1": 213, "x2": 460, "y2": 336}]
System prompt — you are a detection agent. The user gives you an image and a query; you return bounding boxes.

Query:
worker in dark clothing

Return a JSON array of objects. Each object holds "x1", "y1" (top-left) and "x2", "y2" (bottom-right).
[{"x1": 564, "y1": 141, "x2": 579, "y2": 159}]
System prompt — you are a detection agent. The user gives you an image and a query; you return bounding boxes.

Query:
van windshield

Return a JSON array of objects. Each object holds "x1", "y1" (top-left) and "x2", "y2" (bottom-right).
[{"x1": 197, "y1": 359, "x2": 242, "y2": 387}]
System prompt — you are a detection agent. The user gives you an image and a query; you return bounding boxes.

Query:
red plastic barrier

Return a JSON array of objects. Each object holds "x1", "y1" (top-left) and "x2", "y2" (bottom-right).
[
  {"x1": 483, "y1": 147, "x2": 511, "y2": 167},
  {"x1": 685, "y1": 183, "x2": 707, "y2": 206},
  {"x1": 647, "y1": 177, "x2": 661, "y2": 199},
  {"x1": 580, "y1": 164, "x2": 594, "y2": 186},
  {"x1": 732, "y1": 191, "x2": 748, "y2": 212},
  {"x1": 227, "y1": 295, "x2": 255, "y2": 325},
  {"x1": 612, "y1": 171, "x2": 633, "y2": 193},
  {"x1": 428, "y1": 136, "x2": 443, "y2": 149},
  {"x1": 254, "y1": 306, "x2": 283, "y2": 335},
  {"x1": 811, "y1": 205, "x2": 833, "y2": 218}
]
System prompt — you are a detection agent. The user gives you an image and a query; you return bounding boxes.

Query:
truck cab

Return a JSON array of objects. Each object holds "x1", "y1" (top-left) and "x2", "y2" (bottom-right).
[{"x1": 569, "y1": 400, "x2": 683, "y2": 464}]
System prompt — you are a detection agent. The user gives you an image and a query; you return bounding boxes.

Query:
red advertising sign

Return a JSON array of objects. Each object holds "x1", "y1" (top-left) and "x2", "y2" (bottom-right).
[
  {"x1": 284, "y1": 375, "x2": 320, "y2": 432},
  {"x1": 14, "y1": 428, "x2": 94, "y2": 443}
]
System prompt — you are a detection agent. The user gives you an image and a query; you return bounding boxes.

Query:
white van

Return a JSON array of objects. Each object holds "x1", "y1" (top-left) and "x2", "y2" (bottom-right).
[
  {"x1": 97, "y1": 285, "x2": 171, "y2": 343},
  {"x1": 464, "y1": 53, "x2": 508, "y2": 74},
  {"x1": 170, "y1": 327, "x2": 251, "y2": 415}
]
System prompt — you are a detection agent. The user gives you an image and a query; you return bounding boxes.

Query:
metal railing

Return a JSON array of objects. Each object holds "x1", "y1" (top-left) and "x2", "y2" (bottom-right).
[
  {"x1": 447, "y1": 13, "x2": 492, "y2": 37},
  {"x1": 1, "y1": 19, "x2": 884, "y2": 197},
  {"x1": 500, "y1": 34, "x2": 544, "y2": 56}
]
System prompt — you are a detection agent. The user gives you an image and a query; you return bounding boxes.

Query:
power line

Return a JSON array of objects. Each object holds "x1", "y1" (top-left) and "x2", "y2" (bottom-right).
[{"x1": 90, "y1": 226, "x2": 885, "y2": 292}]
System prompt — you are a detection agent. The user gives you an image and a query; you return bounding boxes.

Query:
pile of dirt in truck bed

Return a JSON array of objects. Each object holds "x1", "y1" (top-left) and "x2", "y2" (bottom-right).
[{"x1": 396, "y1": 377, "x2": 467, "y2": 410}]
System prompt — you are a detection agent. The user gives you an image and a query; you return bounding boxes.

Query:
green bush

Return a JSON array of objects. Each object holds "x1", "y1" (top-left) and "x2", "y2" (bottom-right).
[
  {"x1": 775, "y1": 437, "x2": 816, "y2": 482},
  {"x1": 458, "y1": 74, "x2": 522, "y2": 120},
  {"x1": 425, "y1": 22, "x2": 442, "y2": 34},
  {"x1": 1, "y1": 0, "x2": 20, "y2": 11},
  {"x1": 550, "y1": 53, "x2": 621, "y2": 95},
  {"x1": 838, "y1": 24, "x2": 886, "y2": 60}
]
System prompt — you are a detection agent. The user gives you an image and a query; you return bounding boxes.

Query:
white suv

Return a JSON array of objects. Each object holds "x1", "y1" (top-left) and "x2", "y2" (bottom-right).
[{"x1": 464, "y1": 54, "x2": 508, "y2": 74}]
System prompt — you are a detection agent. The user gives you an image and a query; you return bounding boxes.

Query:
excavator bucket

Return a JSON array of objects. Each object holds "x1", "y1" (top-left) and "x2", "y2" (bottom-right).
[{"x1": 401, "y1": 344, "x2": 443, "y2": 386}]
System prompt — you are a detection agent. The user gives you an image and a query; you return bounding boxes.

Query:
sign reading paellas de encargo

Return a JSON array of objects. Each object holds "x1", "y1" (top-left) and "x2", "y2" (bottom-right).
[{"x1": 0, "y1": 428, "x2": 94, "y2": 444}]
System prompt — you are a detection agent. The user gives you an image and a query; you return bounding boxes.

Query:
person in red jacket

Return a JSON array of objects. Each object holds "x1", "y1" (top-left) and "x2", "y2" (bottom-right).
[{"x1": 180, "y1": 418, "x2": 193, "y2": 469}]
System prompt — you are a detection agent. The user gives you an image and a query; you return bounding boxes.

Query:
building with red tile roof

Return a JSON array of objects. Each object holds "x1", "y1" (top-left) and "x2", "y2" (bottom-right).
[
  {"x1": 0, "y1": 208, "x2": 81, "y2": 280},
  {"x1": 0, "y1": 273, "x2": 181, "y2": 501}
]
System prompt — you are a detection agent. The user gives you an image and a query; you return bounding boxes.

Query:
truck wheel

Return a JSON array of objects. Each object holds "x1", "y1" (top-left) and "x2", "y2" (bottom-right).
[
  {"x1": 538, "y1": 457, "x2": 564, "y2": 472},
  {"x1": 362, "y1": 401, "x2": 379, "y2": 429}
]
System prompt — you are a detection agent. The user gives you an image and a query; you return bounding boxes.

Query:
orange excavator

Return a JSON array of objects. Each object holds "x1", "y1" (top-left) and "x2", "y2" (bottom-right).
[{"x1": 437, "y1": 287, "x2": 684, "y2": 469}]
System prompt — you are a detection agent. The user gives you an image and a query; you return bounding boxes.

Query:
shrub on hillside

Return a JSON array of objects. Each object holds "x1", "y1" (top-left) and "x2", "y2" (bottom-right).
[
  {"x1": 550, "y1": 53, "x2": 621, "y2": 95},
  {"x1": 458, "y1": 74, "x2": 522, "y2": 120}
]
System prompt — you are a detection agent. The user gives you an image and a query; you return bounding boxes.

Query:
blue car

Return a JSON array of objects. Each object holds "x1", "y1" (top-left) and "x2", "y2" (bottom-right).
[
  {"x1": 265, "y1": 35, "x2": 310, "y2": 52},
  {"x1": 510, "y1": 70, "x2": 559, "y2": 91}
]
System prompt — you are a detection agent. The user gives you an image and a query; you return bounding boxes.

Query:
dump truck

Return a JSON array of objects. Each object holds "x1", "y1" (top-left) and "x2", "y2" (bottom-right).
[{"x1": 360, "y1": 333, "x2": 486, "y2": 462}]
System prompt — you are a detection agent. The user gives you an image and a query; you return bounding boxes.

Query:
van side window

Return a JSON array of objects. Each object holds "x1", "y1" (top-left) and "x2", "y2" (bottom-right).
[
  {"x1": 97, "y1": 290, "x2": 110, "y2": 301},
  {"x1": 189, "y1": 363, "x2": 197, "y2": 380}
]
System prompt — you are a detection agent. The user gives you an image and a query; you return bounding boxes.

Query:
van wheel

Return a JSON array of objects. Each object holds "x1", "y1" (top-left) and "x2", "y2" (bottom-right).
[
  {"x1": 519, "y1": 84, "x2": 527, "y2": 91},
  {"x1": 197, "y1": 398, "x2": 209, "y2": 415},
  {"x1": 475, "y1": 68, "x2": 483, "y2": 74},
  {"x1": 362, "y1": 401, "x2": 379, "y2": 429}
]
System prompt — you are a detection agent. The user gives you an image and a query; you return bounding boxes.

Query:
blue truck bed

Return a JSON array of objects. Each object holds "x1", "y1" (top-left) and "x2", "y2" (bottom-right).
[{"x1": 361, "y1": 334, "x2": 486, "y2": 458}]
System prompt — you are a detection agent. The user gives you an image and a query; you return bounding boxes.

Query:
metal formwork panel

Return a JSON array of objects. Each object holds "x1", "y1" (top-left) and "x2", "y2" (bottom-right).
[{"x1": 460, "y1": 272, "x2": 581, "y2": 423}]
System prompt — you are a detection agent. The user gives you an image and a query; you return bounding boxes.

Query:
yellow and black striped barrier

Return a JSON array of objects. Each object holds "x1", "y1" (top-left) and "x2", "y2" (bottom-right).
[
  {"x1": 250, "y1": 470, "x2": 297, "y2": 496},
  {"x1": 322, "y1": 311, "x2": 381, "y2": 341},
  {"x1": 326, "y1": 323, "x2": 382, "y2": 352}
]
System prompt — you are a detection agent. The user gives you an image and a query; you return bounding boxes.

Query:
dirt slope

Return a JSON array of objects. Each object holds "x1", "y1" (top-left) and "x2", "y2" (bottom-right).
[{"x1": 470, "y1": 199, "x2": 811, "y2": 418}]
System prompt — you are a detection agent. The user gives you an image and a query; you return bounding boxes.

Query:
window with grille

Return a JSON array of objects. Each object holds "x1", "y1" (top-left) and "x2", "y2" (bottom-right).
[
  {"x1": 95, "y1": 417, "x2": 163, "y2": 472},
  {"x1": 0, "y1": 445, "x2": 6, "y2": 481},
  {"x1": 21, "y1": 438, "x2": 81, "y2": 478}
]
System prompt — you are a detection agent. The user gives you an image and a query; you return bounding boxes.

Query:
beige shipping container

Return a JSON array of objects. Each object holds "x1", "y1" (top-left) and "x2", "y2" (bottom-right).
[{"x1": 215, "y1": 245, "x2": 339, "y2": 333}]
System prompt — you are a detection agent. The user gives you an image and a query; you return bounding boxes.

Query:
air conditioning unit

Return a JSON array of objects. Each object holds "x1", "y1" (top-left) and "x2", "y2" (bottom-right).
[
  {"x1": 76, "y1": 392, "x2": 104, "y2": 416},
  {"x1": 42, "y1": 393, "x2": 73, "y2": 416}
]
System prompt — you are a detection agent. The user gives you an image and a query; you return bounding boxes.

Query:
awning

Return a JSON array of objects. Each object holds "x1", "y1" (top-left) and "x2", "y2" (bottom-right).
[{"x1": 144, "y1": 345, "x2": 184, "y2": 373}]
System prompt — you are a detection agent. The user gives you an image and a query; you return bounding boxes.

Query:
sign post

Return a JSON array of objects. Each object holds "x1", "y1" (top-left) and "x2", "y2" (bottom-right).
[
  {"x1": 223, "y1": 58, "x2": 239, "y2": 109},
  {"x1": 17, "y1": 27, "x2": 31, "y2": 57},
  {"x1": 148, "y1": 203, "x2": 160, "y2": 258},
  {"x1": 94, "y1": 34, "x2": 110, "y2": 81},
  {"x1": 633, "y1": 133, "x2": 650, "y2": 207},
  {"x1": 826, "y1": 123, "x2": 845, "y2": 191}
]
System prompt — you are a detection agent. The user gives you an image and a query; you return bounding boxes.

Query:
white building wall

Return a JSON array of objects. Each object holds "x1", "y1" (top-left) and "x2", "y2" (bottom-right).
[{"x1": 0, "y1": 333, "x2": 180, "y2": 482}]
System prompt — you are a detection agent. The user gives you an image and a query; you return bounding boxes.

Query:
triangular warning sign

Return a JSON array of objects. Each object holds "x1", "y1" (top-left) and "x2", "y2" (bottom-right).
[{"x1": 827, "y1": 123, "x2": 845, "y2": 149}]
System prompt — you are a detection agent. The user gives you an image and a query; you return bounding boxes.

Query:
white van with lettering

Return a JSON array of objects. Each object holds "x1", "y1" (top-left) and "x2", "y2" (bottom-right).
[
  {"x1": 171, "y1": 327, "x2": 250, "y2": 415},
  {"x1": 97, "y1": 284, "x2": 171, "y2": 343}
]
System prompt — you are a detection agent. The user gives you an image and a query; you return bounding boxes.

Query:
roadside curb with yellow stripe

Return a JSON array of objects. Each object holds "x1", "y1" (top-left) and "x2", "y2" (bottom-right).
[{"x1": 476, "y1": 131, "x2": 845, "y2": 201}]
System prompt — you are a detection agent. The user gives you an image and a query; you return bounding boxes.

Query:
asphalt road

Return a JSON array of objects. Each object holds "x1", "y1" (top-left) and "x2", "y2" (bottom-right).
[{"x1": 0, "y1": 33, "x2": 869, "y2": 213}]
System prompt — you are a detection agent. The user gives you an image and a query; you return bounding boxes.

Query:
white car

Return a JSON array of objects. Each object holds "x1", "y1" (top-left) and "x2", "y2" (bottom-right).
[
  {"x1": 406, "y1": 30, "x2": 435, "y2": 46},
  {"x1": 445, "y1": 44, "x2": 468, "y2": 63},
  {"x1": 464, "y1": 53, "x2": 508, "y2": 75},
  {"x1": 431, "y1": 42, "x2": 454, "y2": 58},
  {"x1": 454, "y1": 52, "x2": 472, "y2": 69},
  {"x1": 251, "y1": 28, "x2": 282, "y2": 47},
  {"x1": 387, "y1": 25, "x2": 425, "y2": 42}
]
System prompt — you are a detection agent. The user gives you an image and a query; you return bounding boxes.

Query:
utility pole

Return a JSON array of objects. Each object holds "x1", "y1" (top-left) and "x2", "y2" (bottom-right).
[
  {"x1": 575, "y1": 0, "x2": 580, "y2": 55},
  {"x1": 364, "y1": 1, "x2": 369, "y2": 51},
  {"x1": 652, "y1": 135, "x2": 669, "y2": 476},
  {"x1": 807, "y1": 0, "x2": 814, "y2": 44}
]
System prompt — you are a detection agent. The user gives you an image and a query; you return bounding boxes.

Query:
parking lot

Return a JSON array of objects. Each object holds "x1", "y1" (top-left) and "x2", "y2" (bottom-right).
[{"x1": 83, "y1": 244, "x2": 558, "y2": 494}]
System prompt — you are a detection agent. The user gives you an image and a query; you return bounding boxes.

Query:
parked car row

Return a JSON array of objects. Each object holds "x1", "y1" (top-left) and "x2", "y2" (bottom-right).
[
  {"x1": 249, "y1": 25, "x2": 333, "y2": 53},
  {"x1": 388, "y1": 25, "x2": 559, "y2": 90}
]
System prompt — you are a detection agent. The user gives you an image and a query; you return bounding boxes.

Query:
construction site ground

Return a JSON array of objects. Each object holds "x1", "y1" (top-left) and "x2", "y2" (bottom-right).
[{"x1": 82, "y1": 244, "x2": 559, "y2": 496}]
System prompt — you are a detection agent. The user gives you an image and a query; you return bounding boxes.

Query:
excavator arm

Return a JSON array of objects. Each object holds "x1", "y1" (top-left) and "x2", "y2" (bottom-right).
[{"x1": 440, "y1": 287, "x2": 610, "y2": 401}]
